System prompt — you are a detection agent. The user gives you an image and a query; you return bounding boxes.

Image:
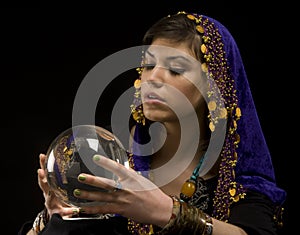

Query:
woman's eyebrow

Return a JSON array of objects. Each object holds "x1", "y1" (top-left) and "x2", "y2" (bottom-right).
[
  {"x1": 145, "y1": 50, "x2": 155, "y2": 59},
  {"x1": 145, "y1": 50, "x2": 192, "y2": 63}
]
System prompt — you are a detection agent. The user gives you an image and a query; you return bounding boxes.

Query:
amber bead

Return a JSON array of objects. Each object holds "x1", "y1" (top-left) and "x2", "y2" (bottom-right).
[{"x1": 181, "y1": 180, "x2": 196, "y2": 197}]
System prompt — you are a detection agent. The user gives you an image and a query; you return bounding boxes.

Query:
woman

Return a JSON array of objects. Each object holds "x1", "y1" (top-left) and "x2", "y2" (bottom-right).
[{"x1": 19, "y1": 11, "x2": 286, "y2": 235}]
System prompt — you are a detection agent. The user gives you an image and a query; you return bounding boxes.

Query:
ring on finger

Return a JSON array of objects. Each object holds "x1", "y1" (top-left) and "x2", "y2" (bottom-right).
[{"x1": 114, "y1": 180, "x2": 122, "y2": 192}]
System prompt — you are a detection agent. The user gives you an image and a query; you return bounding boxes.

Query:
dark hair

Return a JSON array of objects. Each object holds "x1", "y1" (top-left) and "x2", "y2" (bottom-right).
[
  {"x1": 142, "y1": 13, "x2": 204, "y2": 62},
  {"x1": 140, "y1": 13, "x2": 210, "y2": 137}
]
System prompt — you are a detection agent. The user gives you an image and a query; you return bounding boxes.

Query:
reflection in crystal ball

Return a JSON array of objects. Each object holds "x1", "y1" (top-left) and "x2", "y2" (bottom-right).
[{"x1": 45, "y1": 125, "x2": 129, "y2": 207}]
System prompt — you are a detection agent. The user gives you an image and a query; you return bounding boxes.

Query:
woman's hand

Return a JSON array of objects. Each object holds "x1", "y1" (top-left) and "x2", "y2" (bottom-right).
[
  {"x1": 73, "y1": 154, "x2": 173, "y2": 227},
  {"x1": 37, "y1": 153, "x2": 79, "y2": 219}
]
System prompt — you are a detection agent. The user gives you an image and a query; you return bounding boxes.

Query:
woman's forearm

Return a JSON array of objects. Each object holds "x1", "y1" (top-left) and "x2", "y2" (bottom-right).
[{"x1": 212, "y1": 219, "x2": 247, "y2": 235}]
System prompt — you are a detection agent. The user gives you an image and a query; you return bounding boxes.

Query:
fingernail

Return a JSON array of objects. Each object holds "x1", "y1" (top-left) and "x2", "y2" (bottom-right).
[
  {"x1": 78, "y1": 174, "x2": 86, "y2": 181},
  {"x1": 74, "y1": 189, "x2": 81, "y2": 196},
  {"x1": 93, "y1": 155, "x2": 101, "y2": 161},
  {"x1": 72, "y1": 208, "x2": 79, "y2": 215}
]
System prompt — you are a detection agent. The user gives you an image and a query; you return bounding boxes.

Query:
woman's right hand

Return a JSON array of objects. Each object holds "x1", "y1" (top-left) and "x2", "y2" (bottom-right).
[{"x1": 37, "y1": 153, "x2": 79, "y2": 219}]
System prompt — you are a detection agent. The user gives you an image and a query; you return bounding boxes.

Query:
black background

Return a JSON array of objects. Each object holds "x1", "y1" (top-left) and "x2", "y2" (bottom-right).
[{"x1": 1, "y1": 1, "x2": 290, "y2": 234}]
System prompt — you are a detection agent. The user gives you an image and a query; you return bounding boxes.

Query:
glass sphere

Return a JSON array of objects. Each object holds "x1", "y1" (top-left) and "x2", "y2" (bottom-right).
[{"x1": 45, "y1": 125, "x2": 128, "y2": 207}]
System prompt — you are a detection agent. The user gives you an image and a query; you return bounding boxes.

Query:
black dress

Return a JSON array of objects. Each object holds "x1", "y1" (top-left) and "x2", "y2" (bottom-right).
[{"x1": 18, "y1": 177, "x2": 280, "y2": 235}]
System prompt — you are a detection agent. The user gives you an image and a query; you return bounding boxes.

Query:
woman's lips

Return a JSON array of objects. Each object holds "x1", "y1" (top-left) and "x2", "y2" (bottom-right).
[{"x1": 143, "y1": 92, "x2": 166, "y2": 103}]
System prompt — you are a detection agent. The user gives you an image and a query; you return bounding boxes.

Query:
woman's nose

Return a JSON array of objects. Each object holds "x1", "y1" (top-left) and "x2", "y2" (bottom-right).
[{"x1": 144, "y1": 66, "x2": 166, "y2": 86}]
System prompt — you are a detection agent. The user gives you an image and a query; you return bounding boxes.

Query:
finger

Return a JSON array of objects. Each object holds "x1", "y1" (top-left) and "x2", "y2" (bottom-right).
[
  {"x1": 77, "y1": 173, "x2": 116, "y2": 191},
  {"x1": 37, "y1": 168, "x2": 47, "y2": 184},
  {"x1": 38, "y1": 169, "x2": 50, "y2": 193},
  {"x1": 39, "y1": 153, "x2": 46, "y2": 170},
  {"x1": 92, "y1": 154, "x2": 130, "y2": 179},
  {"x1": 51, "y1": 206, "x2": 80, "y2": 218},
  {"x1": 79, "y1": 202, "x2": 120, "y2": 216},
  {"x1": 73, "y1": 188, "x2": 117, "y2": 203},
  {"x1": 38, "y1": 153, "x2": 54, "y2": 194}
]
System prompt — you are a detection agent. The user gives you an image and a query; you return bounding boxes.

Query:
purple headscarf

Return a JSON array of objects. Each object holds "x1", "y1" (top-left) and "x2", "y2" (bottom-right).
[
  {"x1": 129, "y1": 12, "x2": 286, "y2": 221},
  {"x1": 208, "y1": 16, "x2": 286, "y2": 205}
]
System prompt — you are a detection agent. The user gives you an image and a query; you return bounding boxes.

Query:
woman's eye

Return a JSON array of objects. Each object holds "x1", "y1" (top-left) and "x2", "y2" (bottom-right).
[
  {"x1": 142, "y1": 64, "x2": 185, "y2": 75},
  {"x1": 169, "y1": 67, "x2": 185, "y2": 75},
  {"x1": 142, "y1": 64, "x2": 155, "y2": 70}
]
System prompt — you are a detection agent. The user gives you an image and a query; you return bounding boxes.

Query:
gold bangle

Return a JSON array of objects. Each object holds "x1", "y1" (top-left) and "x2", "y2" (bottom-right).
[
  {"x1": 202, "y1": 214, "x2": 213, "y2": 235},
  {"x1": 155, "y1": 195, "x2": 181, "y2": 234},
  {"x1": 32, "y1": 208, "x2": 48, "y2": 233},
  {"x1": 157, "y1": 195, "x2": 213, "y2": 235}
]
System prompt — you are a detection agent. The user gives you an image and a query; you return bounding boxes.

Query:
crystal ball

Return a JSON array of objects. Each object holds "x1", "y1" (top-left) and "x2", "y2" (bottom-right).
[{"x1": 45, "y1": 125, "x2": 129, "y2": 207}]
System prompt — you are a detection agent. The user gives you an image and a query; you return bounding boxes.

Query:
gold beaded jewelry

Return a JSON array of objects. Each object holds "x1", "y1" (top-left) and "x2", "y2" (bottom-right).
[
  {"x1": 32, "y1": 208, "x2": 48, "y2": 233},
  {"x1": 156, "y1": 195, "x2": 213, "y2": 235},
  {"x1": 130, "y1": 68, "x2": 146, "y2": 125},
  {"x1": 178, "y1": 11, "x2": 229, "y2": 133},
  {"x1": 180, "y1": 153, "x2": 206, "y2": 203}
]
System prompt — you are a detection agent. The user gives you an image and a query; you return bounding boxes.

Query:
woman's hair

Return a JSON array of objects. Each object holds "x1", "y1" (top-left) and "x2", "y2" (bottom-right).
[
  {"x1": 142, "y1": 14, "x2": 204, "y2": 62},
  {"x1": 140, "y1": 13, "x2": 210, "y2": 127}
]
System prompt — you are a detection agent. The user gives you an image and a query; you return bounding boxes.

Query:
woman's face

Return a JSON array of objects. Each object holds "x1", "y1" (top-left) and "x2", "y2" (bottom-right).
[{"x1": 140, "y1": 38, "x2": 206, "y2": 123}]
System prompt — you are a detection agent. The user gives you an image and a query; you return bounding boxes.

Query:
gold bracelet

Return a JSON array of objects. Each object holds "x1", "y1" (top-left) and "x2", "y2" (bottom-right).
[
  {"x1": 32, "y1": 208, "x2": 48, "y2": 233},
  {"x1": 156, "y1": 195, "x2": 181, "y2": 234},
  {"x1": 202, "y1": 214, "x2": 213, "y2": 235},
  {"x1": 156, "y1": 195, "x2": 213, "y2": 235}
]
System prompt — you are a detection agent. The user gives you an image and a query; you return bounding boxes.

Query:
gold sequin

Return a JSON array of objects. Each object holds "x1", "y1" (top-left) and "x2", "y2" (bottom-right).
[
  {"x1": 234, "y1": 152, "x2": 238, "y2": 160},
  {"x1": 235, "y1": 107, "x2": 242, "y2": 118},
  {"x1": 219, "y1": 107, "x2": 227, "y2": 118},
  {"x1": 134, "y1": 79, "x2": 141, "y2": 89},
  {"x1": 208, "y1": 100, "x2": 217, "y2": 111},
  {"x1": 209, "y1": 122, "x2": 215, "y2": 132},
  {"x1": 229, "y1": 187, "x2": 236, "y2": 197},
  {"x1": 233, "y1": 120, "x2": 237, "y2": 129},
  {"x1": 201, "y1": 44, "x2": 207, "y2": 54},
  {"x1": 196, "y1": 25, "x2": 204, "y2": 33},
  {"x1": 201, "y1": 63, "x2": 208, "y2": 73},
  {"x1": 187, "y1": 14, "x2": 196, "y2": 20}
]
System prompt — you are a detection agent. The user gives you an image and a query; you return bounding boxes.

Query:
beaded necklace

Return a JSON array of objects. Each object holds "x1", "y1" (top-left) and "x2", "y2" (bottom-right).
[{"x1": 180, "y1": 154, "x2": 206, "y2": 202}]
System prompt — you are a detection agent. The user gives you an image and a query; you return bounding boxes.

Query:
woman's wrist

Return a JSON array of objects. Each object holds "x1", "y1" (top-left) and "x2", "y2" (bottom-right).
[{"x1": 156, "y1": 195, "x2": 213, "y2": 235}]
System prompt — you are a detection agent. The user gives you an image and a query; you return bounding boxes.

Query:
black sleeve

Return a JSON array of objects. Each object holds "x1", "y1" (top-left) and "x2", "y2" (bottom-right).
[
  {"x1": 40, "y1": 214, "x2": 130, "y2": 235},
  {"x1": 18, "y1": 220, "x2": 34, "y2": 235},
  {"x1": 17, "y1": 214, "x2": 131, "y2": 235},
  {"x1": 228, "y1": 190, "x2": 279, "y2": 235}
]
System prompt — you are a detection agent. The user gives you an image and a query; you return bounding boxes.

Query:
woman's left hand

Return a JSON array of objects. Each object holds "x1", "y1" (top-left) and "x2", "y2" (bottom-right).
[{"x1": 73, "y1": 154, "x2": 173, "y2": 227}]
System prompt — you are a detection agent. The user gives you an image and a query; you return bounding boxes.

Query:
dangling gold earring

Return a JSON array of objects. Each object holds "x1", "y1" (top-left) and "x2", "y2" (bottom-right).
[{"x1": 130, "y1": 67, "x2": 146, "y2": 125}]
